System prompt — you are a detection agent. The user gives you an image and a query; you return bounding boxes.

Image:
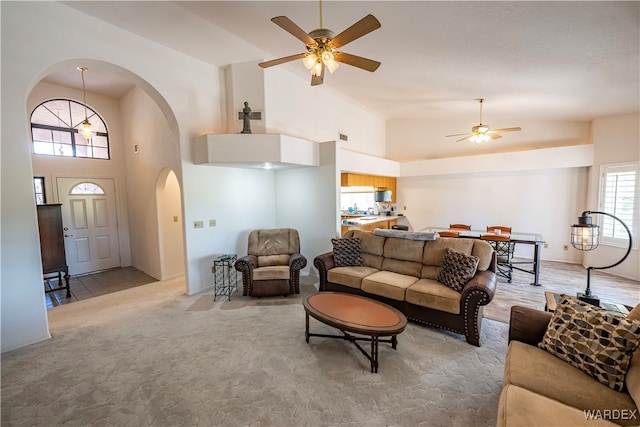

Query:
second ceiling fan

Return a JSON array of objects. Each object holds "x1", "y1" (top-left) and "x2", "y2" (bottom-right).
[
  {"x1": 258, "y1": 1, "x2": 381, "y2": 86},
  {"x1": 446, "y1": 98, "x2": 522, "y2": 144}
]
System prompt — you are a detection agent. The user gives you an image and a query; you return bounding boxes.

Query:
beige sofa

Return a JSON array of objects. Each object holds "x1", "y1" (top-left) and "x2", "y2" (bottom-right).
[
  {"x1": 498, "y1": 305, "x2": 640, "y2": 427},
  {"x1": 313, "y1": 229, "x2": 498, "y2": 346}
]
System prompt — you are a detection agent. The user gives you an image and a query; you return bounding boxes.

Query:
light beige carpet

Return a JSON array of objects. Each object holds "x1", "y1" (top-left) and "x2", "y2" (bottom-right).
[{"x1": 1, "y1": 277, "x2": 508, "y2": 426}]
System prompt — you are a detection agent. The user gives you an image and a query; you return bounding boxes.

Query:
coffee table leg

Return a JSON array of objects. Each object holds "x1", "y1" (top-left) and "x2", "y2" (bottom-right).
[
  {"x1": 371, "y1": 336, "x2": 379, "y2": 373},
  {"x1": 305, "y1": 311, "x2": 310, "y2": 343}
]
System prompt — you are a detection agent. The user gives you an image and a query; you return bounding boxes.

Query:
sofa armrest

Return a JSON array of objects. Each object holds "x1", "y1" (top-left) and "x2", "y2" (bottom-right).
[
  {"x1": 235, "y1": 254, "x2": 257, "y2": 277},
  {"x1": 313, "y1": 251, "x2": 335, "y2": 292},
  {"x1": 461, "y1": 270, "x2": 497, "y2": 305},
  {"x1": 289, "y1": 253, "x2": 307, "y2": 271},
  {"x1": 508, "y1": 305, "x2": 553, "y2": 346}
]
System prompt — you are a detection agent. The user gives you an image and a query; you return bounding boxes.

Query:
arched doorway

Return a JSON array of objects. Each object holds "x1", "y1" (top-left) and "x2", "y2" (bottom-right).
[
  {"x1": 28, "y1": 59, "x2": 186, "y2": 296},
  {"x1": 156, "y1": 169, "x2": 185, "y2": 280}
]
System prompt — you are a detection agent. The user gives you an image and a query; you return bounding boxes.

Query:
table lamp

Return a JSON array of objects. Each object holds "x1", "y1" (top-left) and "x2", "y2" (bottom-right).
[{"x1": 570, "y1": 210, "x2": 633, "y2": 307}]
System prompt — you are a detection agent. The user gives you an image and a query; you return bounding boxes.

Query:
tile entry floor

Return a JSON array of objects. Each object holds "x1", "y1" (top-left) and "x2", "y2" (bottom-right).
[{"x1": 45, "y1": 267, "x2": 157, "y2": 309}]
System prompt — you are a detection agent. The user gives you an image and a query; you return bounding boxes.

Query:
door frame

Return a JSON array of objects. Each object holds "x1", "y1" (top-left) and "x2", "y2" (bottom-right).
[{"x1": 52, "y1": 174, "x2": 129, "y2": 272}]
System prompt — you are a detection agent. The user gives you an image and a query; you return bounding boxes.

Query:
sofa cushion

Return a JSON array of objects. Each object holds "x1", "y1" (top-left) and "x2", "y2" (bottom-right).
[
  {"x1": 538, "y1": 295, "x2": 640, "y2": 392},
  {"x1": 504, "y1": 341, "x2": 639, "y2": 426},
  {"x1": 437, "y1": 248, "x2": 479, "y2": 292},
  {"x1": 470, "y1": 240, "x2": 494, "y2": 271},
  {"x1": 347, "y1": 230, "x2": 385, "y2": 269},
  {"x1": 497, "y1": 384, "x2": 618, "y2": 427},
  {"x1": 423, "y1": 238, "x2": 475, "y2": 266},
  {"x1": 383, "y1": 237, "x2": 425, "y2": 263},
  {"x1": 406, "y1": 278, "x2": 461, "y2": 314},
  {"x1": 361, "y1": 271, "x2": 419, "y2": 301},
  {"x1": 257, "y1": 254, "x2": 290, "y2": 267},
  {"x1": 327, "y1": 266, "x2": 379, "y2": 289},
  {"x1": 253, "y1": 265, "x2": 290, "y2": 281},
  {"x1": 331, "y1": 237, "x2": 363, "y2": 267}
]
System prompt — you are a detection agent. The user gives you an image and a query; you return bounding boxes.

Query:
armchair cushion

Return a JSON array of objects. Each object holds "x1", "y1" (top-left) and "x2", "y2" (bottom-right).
[
  {"x1": 331, "y1": 237, "x2": 363, "y2": 267},
  {"x1": 437, "y1": 248, "x2": 479, "y2": 292},
  {"x1": 538, "y1": 295, "x2": 640, "y2": 392}
]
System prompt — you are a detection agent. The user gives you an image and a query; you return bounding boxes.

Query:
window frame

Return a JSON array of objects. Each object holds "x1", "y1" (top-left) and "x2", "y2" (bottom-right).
[
  {"x1": 597, "y1": 162, "x2": 639, "y2": 249},
  {"x1": 34, "y1": 177, "x2": 46, "y2": 205},
  {"x1": 30, "y1": 99, "x2": 110, "y2": 160}
]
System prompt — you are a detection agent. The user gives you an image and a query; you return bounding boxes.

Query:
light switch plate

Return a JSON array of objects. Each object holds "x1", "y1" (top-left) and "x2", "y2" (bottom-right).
[
  {"x1": 194, "y1": 220, "x2": 204, "y2": 229},
  {"x1": 209, "y1": 219, "x2": 216, "y2": 227}
]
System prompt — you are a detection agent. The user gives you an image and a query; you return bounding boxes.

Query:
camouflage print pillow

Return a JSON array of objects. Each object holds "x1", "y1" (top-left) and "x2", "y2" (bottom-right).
[
  {"x1": 331, "y1": 238, "x2": 363, "y2": 267},
  {"x1": 437, "y1": 247, "x2": 479, "y2": 292},
  {"x1": 539, "y1": 295, "x2": 640, "y2": 392}
]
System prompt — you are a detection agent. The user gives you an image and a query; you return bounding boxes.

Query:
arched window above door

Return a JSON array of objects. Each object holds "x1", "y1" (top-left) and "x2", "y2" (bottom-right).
[
  {"x1": 31, "y1": 99, "x2": 110, "y2": 159},
  {"x1": 70, "y1": 182, "x2": 105, "y2": 195}
]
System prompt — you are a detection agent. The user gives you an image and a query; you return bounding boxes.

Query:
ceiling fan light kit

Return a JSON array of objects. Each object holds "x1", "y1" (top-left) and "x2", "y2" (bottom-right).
[
  {"x1": 258, "y1": 1, "x2": 381, "y2": 86},
  {"x1": 446, "y1": 98, "x2": 522, "y2": 144}
]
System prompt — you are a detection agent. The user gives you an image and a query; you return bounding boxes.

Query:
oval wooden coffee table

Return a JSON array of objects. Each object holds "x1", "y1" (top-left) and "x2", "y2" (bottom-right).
[{"x1": 303, "y1": 292, "x2": 408, "y2": 373}]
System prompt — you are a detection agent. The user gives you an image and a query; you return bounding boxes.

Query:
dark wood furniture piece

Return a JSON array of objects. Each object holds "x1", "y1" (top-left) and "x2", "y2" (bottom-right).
[
  {"x1": 302, "y1": 292, "x2": 408, "y2": 373},
  {"x1": 37, "y1": 204, "x2": 70, "y2": 298}
]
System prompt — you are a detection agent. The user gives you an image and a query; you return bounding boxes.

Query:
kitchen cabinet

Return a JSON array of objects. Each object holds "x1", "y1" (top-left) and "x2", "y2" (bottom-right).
[
  {"x1": 37, "y1": 204, "x2": 71, "y2": 298},
  {"x1": 341, "y1": 173, "x2": 397, "y2": 203}
]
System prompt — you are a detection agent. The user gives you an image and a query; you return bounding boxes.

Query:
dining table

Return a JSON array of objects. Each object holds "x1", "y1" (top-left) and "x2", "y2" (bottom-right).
[{"x1": 423, "y1": 227, "x2": 546, "y2": 287}]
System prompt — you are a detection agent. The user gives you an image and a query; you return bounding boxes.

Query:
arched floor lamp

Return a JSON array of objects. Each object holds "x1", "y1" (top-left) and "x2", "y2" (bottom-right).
[{"x1": 570, "y1": 210, "x2": 633, "y2": 307}]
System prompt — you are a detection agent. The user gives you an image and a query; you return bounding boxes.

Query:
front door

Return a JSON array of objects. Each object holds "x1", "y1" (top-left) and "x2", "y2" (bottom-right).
[{"x1": 56, "y1": 177, "x2": 121, "y2": 275}]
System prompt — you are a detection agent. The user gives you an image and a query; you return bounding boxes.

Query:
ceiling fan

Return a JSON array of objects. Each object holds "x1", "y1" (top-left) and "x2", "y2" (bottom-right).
[
  {"x1": 446, "y1": 98, "x2": 522, "y2": 144},
  {"x1": 258, "y1": 1, "x2": 381, "y2": 86}
]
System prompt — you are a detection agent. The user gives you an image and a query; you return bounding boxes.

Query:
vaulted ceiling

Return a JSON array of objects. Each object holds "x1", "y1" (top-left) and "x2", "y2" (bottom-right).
[{"x1": 50, "y1": 1, "x2": 639, "y2": 125}]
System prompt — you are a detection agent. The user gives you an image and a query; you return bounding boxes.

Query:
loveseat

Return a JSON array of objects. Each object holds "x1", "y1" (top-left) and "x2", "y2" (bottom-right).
[
  {"x1": 313, "y1": 229, "x2": 498, "y2": 346},
  {"x1": 498, "y1": 301, "x2": 640, "y2": 426}
]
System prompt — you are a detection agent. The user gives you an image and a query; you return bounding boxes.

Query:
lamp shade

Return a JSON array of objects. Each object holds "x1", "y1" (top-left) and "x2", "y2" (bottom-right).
[
  {"x1": 571, "y1": 213, "x2": 599, "y2": 251},
  {"x1": 80, "y1": 119, "x2": 93, "y2": 140}
]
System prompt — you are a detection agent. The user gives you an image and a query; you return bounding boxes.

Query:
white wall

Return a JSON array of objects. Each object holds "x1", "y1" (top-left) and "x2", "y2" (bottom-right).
[
  {"x1": 585, "y1": 113, "x2": 640, "y2": 280},
  {"x1": 157, "y1": 169, "x2": 185, "y2": 280},
  {"x1": 398, "y1": 167, "x2": 589, "y2": 261},
  {"x1": 264, "y1": 68, "x2": 386, "y2": 155},
  {"x1": 275, "y1": 142, "x2": 339, "y2": 276}
]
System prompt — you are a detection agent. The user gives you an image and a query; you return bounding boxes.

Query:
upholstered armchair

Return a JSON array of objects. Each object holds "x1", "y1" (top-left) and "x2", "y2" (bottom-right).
[{"x1": 234, "y1": 228, "x2": 307, "y2": 297}]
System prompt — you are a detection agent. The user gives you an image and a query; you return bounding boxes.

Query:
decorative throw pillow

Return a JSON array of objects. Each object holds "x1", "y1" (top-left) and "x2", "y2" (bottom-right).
[
  {"x1": 437, "y1": 247, "x2": 479, "y2": 292},
  {"x1": 331, "y1": 238, "x2": 363, "y2": 267},
  {"x1": 539, "y1": 295, "x2": 640, "y2": 392}
]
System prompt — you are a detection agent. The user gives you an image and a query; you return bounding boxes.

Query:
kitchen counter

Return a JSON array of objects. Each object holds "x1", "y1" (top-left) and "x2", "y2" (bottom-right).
[{"x1": 340, "y1": 215, "x2": 401, "y2": 235}]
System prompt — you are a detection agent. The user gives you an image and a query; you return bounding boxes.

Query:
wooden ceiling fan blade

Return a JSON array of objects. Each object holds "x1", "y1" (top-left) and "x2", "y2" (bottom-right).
[
  {"x1": 330, "y1": 14, "x2": 381, "y2": 49},
  {"x1": 445, "y1": 133, "x2": 470, "y2": 138},
  {"x1": 259, "y1": 53, "x2": 306, "y2": 68},
  {"x1": 488, "y1": 133, "x2": 502, "y2": 140},
  {"x1": 271, "y1": 16, "x2": 316, "y2": 46},
  {"x1": 490, "y1": 127, "x2": 521, "y2": 133},
  {"x1": 311, "y1": 63, "x2": 324, "y2": 86},
  {"x1": 334, "y1": 52, "x2": 380, "y2": 72}
]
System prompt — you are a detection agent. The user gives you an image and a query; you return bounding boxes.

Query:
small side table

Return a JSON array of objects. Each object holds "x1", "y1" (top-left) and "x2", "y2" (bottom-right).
[
  {"x1": 544, "y1": 291, "x2": 631, "y2": 315},
  {"x1": 213, "y1": 254, "x2": 237, "y2": 301}
]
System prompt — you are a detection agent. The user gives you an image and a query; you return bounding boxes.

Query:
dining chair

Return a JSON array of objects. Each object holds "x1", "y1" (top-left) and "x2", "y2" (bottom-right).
[
  {"x1": 481, "y1": 233, "x2": 513, "y2": 283},
  {"x1": 449, "y1": 223, "x2": 471, "y2": 230},
  {"x1": 438, "y1": 230, "x2": 461, "y2": 237},
  {"x1": 487, "y1": 225, "x2": 511, "y2": 234}
]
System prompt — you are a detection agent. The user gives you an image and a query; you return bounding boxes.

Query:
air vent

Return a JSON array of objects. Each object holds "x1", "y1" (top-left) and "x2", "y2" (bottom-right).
[{"x1": 339, "y1": 133, "x2": 348, "y2": 142}]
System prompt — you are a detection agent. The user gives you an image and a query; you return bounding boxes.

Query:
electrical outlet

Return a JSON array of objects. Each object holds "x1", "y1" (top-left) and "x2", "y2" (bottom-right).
[
  {"x1": 194, "y1": 220, "x2": 204, "y2": 229},
  {"x1": 209, "y1": 219, "x2": 216, "y2": 227},
  {"x1": 173, "y1": 216, "x2": 178, "y2": 223},
  {"x1": 543, "y1": 243, "x2": 549, "y2": 249},
  {"x1": 563, "y1": 244, "x2": 569, "y2": 251}
]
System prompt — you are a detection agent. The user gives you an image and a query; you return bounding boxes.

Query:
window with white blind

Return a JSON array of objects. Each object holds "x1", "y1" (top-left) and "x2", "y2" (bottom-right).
[{"x1": 598, "y1": 162, "x2": 638, "y2": 247}]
